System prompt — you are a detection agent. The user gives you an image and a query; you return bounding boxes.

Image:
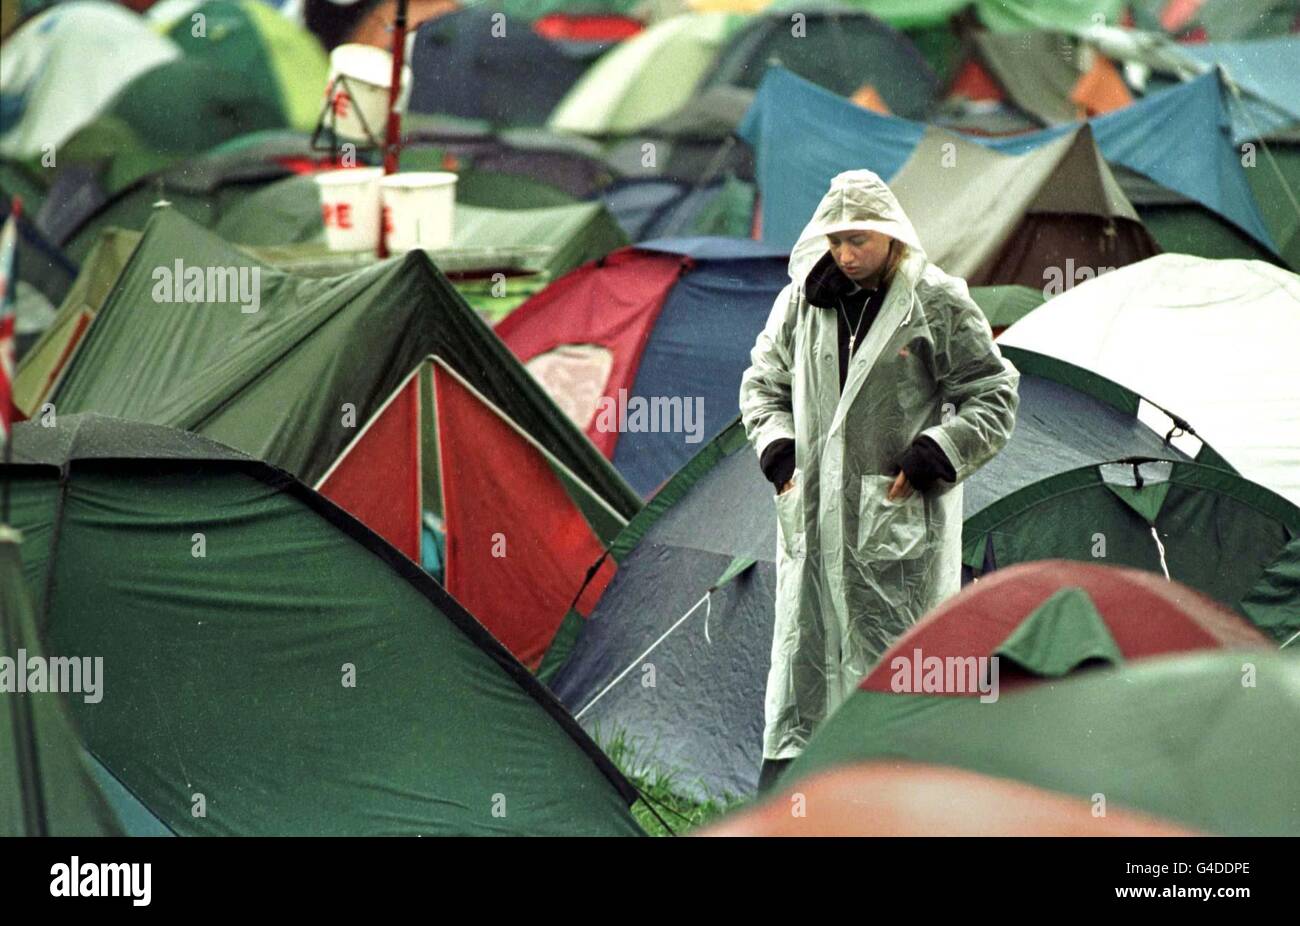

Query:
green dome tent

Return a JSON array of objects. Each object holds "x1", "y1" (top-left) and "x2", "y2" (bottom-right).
[
  {"x1": 3, "y1": 414, "x2": 642, "y2": 836},
  {"x1": 961, "y1": 457, "x2": 1300, "y2": 646},
  {"x1": 1001, "y1": 254, "x2": 1300, "y2": 507},
  {"x1": 154, "y1": 0, "x2": 330, "y2": 136},
  {"x1": 58, "y1": 57, "x2": 291, "y2": 189},
  {"x1": 2, "y1": 525, "x2": 124, "y2": 837},
  {"x1": 13, "y1": 228, "x2": 140, "y2": 421},
  {"x1": 703, "y1": 1, "x2": 941, "y2": 117},
  {"x1": 46, "y1": 1, "x2": 329, "y2": 197},
  {"x1": 33, "y1": 210, "x2": 638, "y2": 669},
  {"x1": 781, "y1": 647, "x2": 1300, "y2": 836}
]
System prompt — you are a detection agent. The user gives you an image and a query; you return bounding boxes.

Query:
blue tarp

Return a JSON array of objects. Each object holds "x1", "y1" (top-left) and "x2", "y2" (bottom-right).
[
  {"x1": 1180, "y1": 38, "x2": 1300, "y2": 144},
  {"x1": 739, "y1": 67, "x2": 1278, "y2": 255},
  {"x1": 610, "y1": 249, "x2": 788, "y2": 497}
]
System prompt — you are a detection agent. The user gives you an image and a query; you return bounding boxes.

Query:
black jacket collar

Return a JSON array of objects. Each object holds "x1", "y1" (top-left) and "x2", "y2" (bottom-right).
[{"x1": 803, "y1": 250, "x2": 877, "y2": 308}]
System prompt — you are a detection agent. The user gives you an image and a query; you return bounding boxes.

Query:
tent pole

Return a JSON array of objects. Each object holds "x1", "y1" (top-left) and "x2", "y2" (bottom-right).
[
  {"x1": 1, "y1": 196, "x2": 19, "y2": 527},
  {"x1": 378, "y1": 0, "x2": 410, "y2": 259}
]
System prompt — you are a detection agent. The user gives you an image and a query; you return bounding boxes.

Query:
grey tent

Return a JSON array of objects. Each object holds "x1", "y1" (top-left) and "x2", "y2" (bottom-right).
[{"x1": 891, "y1": 124, "x2": 1160, "y2": 286}]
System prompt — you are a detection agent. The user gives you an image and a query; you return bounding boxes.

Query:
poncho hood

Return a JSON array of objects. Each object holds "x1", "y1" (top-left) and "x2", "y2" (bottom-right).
[{"x1": 788, "y1": 169, "x2": 926, "y2": 286}]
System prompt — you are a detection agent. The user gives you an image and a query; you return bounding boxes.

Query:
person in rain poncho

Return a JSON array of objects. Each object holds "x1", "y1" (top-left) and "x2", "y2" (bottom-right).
[{"x1": 739, "y1": 170, "x2": 1020, "y2": 793}]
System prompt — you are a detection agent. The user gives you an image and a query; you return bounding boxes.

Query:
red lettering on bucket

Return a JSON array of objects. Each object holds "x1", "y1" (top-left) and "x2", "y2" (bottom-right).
[
  {"x1": 383, "y1": 206, "x2": 394, "y2": 235},
  {"x1": 332, "y1": 90, "x2": 350, "y2": 118},
  {"x1": 322, "y1": 202, "x2": 354, "y2": 229}
]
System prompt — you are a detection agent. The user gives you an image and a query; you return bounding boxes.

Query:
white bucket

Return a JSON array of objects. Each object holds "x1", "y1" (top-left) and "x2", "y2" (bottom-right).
[
  {"x1": 325, "y1": 43, "x2": 411, "y2": 144},
  {"x1": 316, "y1": 167, "x2": 384, "y2": 251},
  {"x1": 381, "y1": 172, "x2": 458, "y2": 252}
]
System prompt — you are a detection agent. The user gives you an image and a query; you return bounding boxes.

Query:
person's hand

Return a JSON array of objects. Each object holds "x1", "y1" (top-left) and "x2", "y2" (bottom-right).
[
  {"x1": 778, "y1": 477, "x2": 796, "y2": 496},
  {"x1": 887, "y1": 469, "x2": 914, "y2": 501}
]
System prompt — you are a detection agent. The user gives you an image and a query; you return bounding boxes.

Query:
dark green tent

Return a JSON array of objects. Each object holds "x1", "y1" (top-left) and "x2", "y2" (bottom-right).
[
  {"x1": 963, "y1": 353, "x2": 1300, "y2": 647},
  {"x1": 1116, "y1": 165, "x2": 1281, "y2": 267},
  {"x1": 3, "y1": 414, "x2": 642, "y2": 836},
  {"x1": 45, "y1": 130, "x2": 323, "y2": 262},
  {"x1": 47, "y1": 208, "x2": 639, "y2": 523},
  {"x1": 969, "y1": 285, "x2": 1045, "y2": 332},
  {"x1": 58, "y1": 56, "x2": 289, "y2": 191},
  {"x1": 1, "y1": 526, "x2": 124, "y2": 836},
  {"x1": 209, "y1": 173, "x2": 326, "y2": 248},
  {"x1": 155, "y1": 0, "x2": 328, "y2": 137},
  {"x1": 962, "y1": 458, "x2": 1300, "y2": 645},
  {"x1": 705, "y1": 1, "x2": 942, "y2": 119}
]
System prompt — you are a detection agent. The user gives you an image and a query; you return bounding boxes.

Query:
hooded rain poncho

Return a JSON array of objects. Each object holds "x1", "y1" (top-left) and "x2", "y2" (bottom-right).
[{"x1": 740, "y1": 170, "x2": 1021, "y2": 760}]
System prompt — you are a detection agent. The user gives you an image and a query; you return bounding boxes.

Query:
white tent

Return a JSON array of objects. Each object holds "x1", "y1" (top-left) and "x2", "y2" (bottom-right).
[
  {"x1": 1001, "y1": 253, "x2": 1300, "y2": 506},
  {"x1": 0, "y1": 2, "x2": 180, "y2": 159}
]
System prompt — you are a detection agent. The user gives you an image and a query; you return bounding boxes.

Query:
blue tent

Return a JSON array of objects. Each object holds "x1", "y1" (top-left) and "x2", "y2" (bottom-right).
[
  {"x1": 409, "y1": 7, "x2": 600, "y2": 127},
  {"x1": 599, "y1": 176, "x2": 755, "y2": 242},
  {"x1": 498, "y1": 237, "x2": 787, "y2": 498},
  {"x1": 739, "y1": 67, "x2": 1278, "y2": 256},
  {"x1": 605, "y1": 239, "x2": 788, "y2": 496}
]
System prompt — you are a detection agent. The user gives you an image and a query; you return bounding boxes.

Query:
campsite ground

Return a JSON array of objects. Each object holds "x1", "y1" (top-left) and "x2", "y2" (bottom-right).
[{"x1": 602, "y1": 731, "x2": 741, "y2": 836}]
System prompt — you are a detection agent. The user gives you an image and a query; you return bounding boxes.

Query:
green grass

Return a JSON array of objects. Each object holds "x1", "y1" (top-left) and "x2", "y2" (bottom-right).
[{"x1": 597, "y1": 728, "x2": 746, "y2": 836}]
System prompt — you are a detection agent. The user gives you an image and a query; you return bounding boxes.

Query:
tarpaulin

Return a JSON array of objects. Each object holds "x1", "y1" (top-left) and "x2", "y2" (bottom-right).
[{"x1": 739, "y1": 67, "x2": 1277, "y2": 254}]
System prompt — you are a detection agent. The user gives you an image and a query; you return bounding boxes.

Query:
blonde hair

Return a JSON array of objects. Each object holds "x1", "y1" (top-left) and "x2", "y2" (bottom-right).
[{"x1": 882, "y1": 238, "x2": 908, "y2": 286}]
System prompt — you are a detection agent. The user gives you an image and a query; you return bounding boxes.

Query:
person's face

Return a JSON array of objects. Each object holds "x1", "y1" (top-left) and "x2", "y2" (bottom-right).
[{"x1": 826, "y1": 230, "x2": 892, "y2": 282}]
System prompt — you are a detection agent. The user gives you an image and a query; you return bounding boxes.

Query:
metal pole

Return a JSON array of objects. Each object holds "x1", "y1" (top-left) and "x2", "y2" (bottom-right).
[{"x1": 378, "y1": 0, "x2": 410, "y2": 259}]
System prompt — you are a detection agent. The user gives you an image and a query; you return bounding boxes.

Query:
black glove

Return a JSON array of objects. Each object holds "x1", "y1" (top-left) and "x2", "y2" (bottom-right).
[
  {"x1": 760, "y1": 438, "x2": 796, "y2": 491},
  {"x1": 895, "y1": 435, "x2": 956, "y2": 493}
]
